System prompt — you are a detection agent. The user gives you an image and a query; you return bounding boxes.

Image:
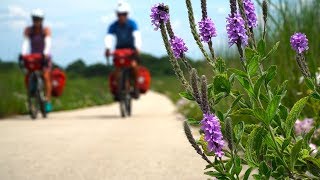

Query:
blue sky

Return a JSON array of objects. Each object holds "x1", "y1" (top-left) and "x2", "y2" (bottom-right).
[{"x1": 0, "y1": 0, "x2": 257, "y2": 66}]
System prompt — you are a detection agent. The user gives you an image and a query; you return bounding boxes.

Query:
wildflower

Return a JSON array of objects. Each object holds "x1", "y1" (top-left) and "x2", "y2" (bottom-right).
[
  {"x1": 294, "y1": 118, "x2": 314, "y2": 135},
  {"x1": 150, "y1": 3, "x2": 169, "y2": 30},
  {"x1": 243, "y1": 0, "x2": 258, "y2": 28},
  {"x1": 226, "y1": 13, "x2": 248, "y2": 47},
  {"x1": 290, "y1": 32, "x2": 309, "y2": 54},
  {"x1": 201, "y1": 113, "x2": 224, "y2": 158},
  {"x1": 170, "y1": 36, "x2": 188, "y2": 58},
  {"x1": 198, "y1": 17, "x2": 217, "y2": 43}
]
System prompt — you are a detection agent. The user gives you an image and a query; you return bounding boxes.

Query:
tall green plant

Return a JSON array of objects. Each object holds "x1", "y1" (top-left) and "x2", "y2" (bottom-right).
[{"x1": 151, "y1": 0, "x2": 320, "y2": 179}]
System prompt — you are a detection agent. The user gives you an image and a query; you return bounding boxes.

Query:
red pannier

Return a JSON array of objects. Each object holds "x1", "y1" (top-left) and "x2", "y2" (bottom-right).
[
  {"x1": 22, "y1": 54, "x2": 43, "y2": 71},
  {"x1": 51, "y1": 68, "x2": 66, "y2": 97},
  {"x1": 108, "y1": 66, "x2": 151, "y2": 95},
  {"x1": 136, "y1": 66, "x2": 151, "y2": 94},
  {"x1": 113, "y1": 49, "x2": 135, "y2": 68}
]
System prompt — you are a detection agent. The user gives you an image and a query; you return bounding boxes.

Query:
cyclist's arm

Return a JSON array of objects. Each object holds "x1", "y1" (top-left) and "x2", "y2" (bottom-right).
[
  {"x1": 21, "y1": 28, "x2": 30, "y2": 55},
  {"x1": 43, "y1": 27, "x2": 52, "y2": 56},
  {"x1": 131, "y1": 20, "x2": 142, "y2": 52},
  {"x1": 105, "y1": 24, "x2": 115, "y2": 50}
]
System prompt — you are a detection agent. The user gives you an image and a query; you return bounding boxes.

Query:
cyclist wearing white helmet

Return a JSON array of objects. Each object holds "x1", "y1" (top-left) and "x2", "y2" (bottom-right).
[
  {"x1": 105, "y1": 1, "x2": 142, "y2": 99},
  {"x1": 21, "y1": 8, "x2": 53, "y2": 112}
]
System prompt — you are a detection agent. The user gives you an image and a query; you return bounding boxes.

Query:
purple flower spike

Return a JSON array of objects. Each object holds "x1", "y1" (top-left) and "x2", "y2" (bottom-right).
[
  {"x1": 201, "y1": 113, "x2": 224, "y2": 158},
  {"x1": 198, "y1": 17, "x2": 217, "y2": 43},
  {"x1": 170, "y1": 36, "x2": 188, "y2": 58},
  {"x1": 150, "y1": 3, "x2": 169, "y2": 31},
  {"x1": 294, "y1": 118, "x2": 314, "y2": 135},
  {"x1": 243, "y1": 0, "x2": 258, "y2": 28},
  {"x1": 226, "y1": 13, "x2": 248, "y2": 47},
  {"x1": 290, "y1": 32, "x2": 309, "y2": 54}
]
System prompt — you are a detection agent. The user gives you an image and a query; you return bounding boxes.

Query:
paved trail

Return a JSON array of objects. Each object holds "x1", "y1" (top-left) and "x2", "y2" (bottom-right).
[{"x1": 0, "y1": 91, "x2": 206, "y2": 180}]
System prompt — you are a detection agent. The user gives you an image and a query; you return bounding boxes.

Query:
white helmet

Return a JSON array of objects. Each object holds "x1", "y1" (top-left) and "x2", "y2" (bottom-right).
[
  {"x1": 31, "y1": 9, "x2": 45, "y2": 19},
  {"x1": 116, "y1": 1, "x2": 130, "y2": 14}
]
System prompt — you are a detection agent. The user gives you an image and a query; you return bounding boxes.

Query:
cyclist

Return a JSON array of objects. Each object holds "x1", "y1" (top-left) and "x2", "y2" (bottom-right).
[
  {"x1": 20, "y1": 9, "x2": 53, "y2": 112},
  {"x1": 104, "y1": 1, "x2": 142, "y2": 99}
]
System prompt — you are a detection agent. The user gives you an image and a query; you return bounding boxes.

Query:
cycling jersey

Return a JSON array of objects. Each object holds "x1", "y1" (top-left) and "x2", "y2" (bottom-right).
[{"x1": 105, "y1": 19, "x2": 142, "y2": 50}]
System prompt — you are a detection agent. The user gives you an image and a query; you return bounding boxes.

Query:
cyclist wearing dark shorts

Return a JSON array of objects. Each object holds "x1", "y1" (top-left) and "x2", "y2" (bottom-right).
[
  {"x1": 21, "y1": 9, "x2": 53, "y2": 112},
  {"x1": 104, "y1": 1, "x2": 142, "y2": 98}
]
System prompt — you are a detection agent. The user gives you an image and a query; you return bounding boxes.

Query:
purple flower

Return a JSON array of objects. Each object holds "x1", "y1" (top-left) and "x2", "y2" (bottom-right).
[
  {"x1": 226, "y1": 13, "x2": 248, "y2": 47},
  {"x1": 294, "y1": 118, "x2": 314, "y2": 135},
  {"x1": 290, "y1": 32, "x2": 309, "y2": 54},
  {"x1": 201, "y1": 113, "x2": 224, "y2": 158},
  {"x1": 170, "y1": 36, "x2": 188, "y2": 58},
  {"x1": 243, "y1": 0, "x2": 258, "y2": 28},
  {"x1": 198, "y1": 17, "x2": 217, "y2": 43},
  {"x1": 150, "y1": 3, "x2": 169, "y2": 30}
]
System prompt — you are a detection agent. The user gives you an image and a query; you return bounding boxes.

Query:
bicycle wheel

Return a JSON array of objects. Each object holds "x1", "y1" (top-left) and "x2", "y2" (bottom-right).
[
  {"x1": 119, "y1": 69, "x2": 132, "y2": 118},
  {"x1": 37, "y1": 76, "x2": 47, "y2": 118},
  {"x1": 27, "y1": 73, "x2": 38, "y2": 119}
]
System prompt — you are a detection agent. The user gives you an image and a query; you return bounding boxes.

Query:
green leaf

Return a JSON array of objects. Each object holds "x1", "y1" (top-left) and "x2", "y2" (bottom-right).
[
  {"x1": 216, "y1": 110, "x2": 224, "y2": 122},
  {"x1": 245, "y1": 47, "x2": 258, "y2": 60},
  {"x1": 304, "y1": 157, "x2": 320, "y2": 176},
  {"x1": 231, "y1": 95, "x2": 243, "y2": 109},
  {"x1": 179, "y1": 91, "x2": 195, "y2": 101},
  {"x1": 266, "y1": 95, "x2": 282, "y2": 122},
  {"x1": 305, "y1": 77, "x2": 315, "y2": 90},
  {"x1": 214, "y1": 57, "x2": 226, "y2": 74},
  {"x1": 254, "y1": 75, "x2": 266, "y2": 97},
  {"x1": 304, "y1": 128, "x2": 316, "y2": 147},
  {"x1": 254, "y1": 108, "x2": 268, "y2": 125},
  {"x1": 259, "y1": 161, "x2": 270, "y2": 177},
  {"x1": 285, "y1": 97, "x2": 309, "y2": 137},
  {"x1": 187, "y1": 118, "x2": 200, "y2": 126},
  {"x1": 229, "y1": 68, "x2": 248, "y2": 79},
  {"x1": 257, "y1": 39, "x2": 266, "y2": 56},
  {"x1": 310, "y1": 92, "x2": 320, "y2": 100},
  {"x1": 265, "y1": 65, "x2": 277, "y2": 84},
  {"x1": 245, "y1": 126, "x2": 267, "y2": 167},
  {"x1": 243, "y1": 167, "x2": 254, "y2": 180},
  {"x1": 236, "y1": 76, "x2": 254, "y2": 96},
  {"x1": 275, "y1": 80, "x2": 288, "y2": 96},
  {"x1": 213, "y1": 75, "x2": 231, "y2": 94},
  {"x1": 278, "y1": 105, "x2": 288, "y2": 120},
  {"x1": 234, "y1": 121, "x2": 244, "y2": 144},
  {"x1": 281, "y1": 137, "x2": 291, "y2": 152},
  {"x1": 290, "y1": 140, "x2": 303, "y2": 169},
  {"x1": 247, "y1": 55, "x2": 260, "y2": 76},
  {"x1": 233, "y1": 156, "x2": 242, "y2": 175},
  {"x1": 232, "y1": 108, "x2": 254, "y2": 116},
  {"x1": 261, "y1": 41, "x2": 280, "y2": 62}
]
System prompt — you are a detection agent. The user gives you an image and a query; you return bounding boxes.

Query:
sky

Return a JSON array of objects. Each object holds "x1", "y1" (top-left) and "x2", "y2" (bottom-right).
[{"x1": 0, "y1": 0, "x2": 256, "y2": 66}]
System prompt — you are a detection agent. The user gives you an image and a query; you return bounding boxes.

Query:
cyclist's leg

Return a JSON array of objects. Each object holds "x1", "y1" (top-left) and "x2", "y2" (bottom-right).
[
  {"x1": 43, "y1": 58, "x2": 52, "y2": 101},
  {"x1": 131, "y1": 57, "x2": 140, "y2": 98}
]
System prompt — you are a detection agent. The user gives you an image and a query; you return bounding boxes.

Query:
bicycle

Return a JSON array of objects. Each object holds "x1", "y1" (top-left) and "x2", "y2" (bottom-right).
[
  {"x1": 108, "y1": 49, "x2": 138, "y2": 118},
  {"x1": 20, "y1": 54, "x2": 47, "y2": 119}
]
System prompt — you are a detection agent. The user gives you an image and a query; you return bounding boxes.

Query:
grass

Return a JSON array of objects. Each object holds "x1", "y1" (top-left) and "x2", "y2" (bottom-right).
[{"x1": 0, "y1": 65, "x2": 113, "y2": 118}]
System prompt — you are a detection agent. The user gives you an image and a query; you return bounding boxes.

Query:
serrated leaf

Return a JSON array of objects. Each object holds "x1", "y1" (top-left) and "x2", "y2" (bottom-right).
[
  {"x1": 245, "y1": 126, "x2": 267, "y2": 167},
  {"x1": 254, "y1": 108, "x2": 268, "y2": 125},
  {"x1": 231, "y1": 95, "x2": 243, "y2": 109},
  {"x1": 281, "y1": 137, "x2": 291, "y2": 152},
  {"x1": 285, "y1": 97, "x2": 309, "y2": 137},
  {"x1": 236, "y1": 76, "x2": 254, "y2": 96},
  {"x1": 232, "y1": 108, "x2": 254, "y2": 116},
  {"x1": 266, "y1": 95, "x2": 282, "y2": 122},
  {"x1": 310, "y1": 92, "x2": 320, "y2": 100},
  {"x1": 216, "y1": 110, "x2": 224, "y2": 122},
  {"x1": 214, "y1": 57, "x2": 226, "y2": 74},
  {"x1": 213, "y1": 75, "x2": 231, "y2": 95},
  {"x1": 229, "y1": 68, "x2": 248, "y2": 78},
  {"x1": 245, "y1": 47, "x2": 258, "y2": 60},
  {"x1": 265, "y1": 65, "x2": 277, "y2": 84},
  {"x1": 279, "y1": 105, "x2": 288, "y2": 120},
  {"x1": 304, "y1": 128, "x2": 316, "y2": 147},
  {"x1": 248, "y1": 55, "x2": 260, "y2": 76},
  {"x1": 305, "y1": 77, "x2": 315, "y2": 90},
  {"x1": 254, "y1": 75, "x2": 266, "y2": 97},
  {"x1": 276, "y1": 80, "x2": 288, "y2": 96},
  {"x1": 234, "y1": 121, "x2": 244, "y2": 144},
  {"x1": 179, "y1": 91, "x2": 195, "y2": 101},
  {"x1": 259, "y1": 161, "x2": 270, "y2": 177},
  {"x1": 290, "y1": 140, "x2": 303, "y2": 169}
]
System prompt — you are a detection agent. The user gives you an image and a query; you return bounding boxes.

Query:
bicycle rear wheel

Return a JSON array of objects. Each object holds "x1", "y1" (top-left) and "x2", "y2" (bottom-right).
[
  {"x1": 27, "y1": 73, "x2": 38, "y2": 119},
  {"x1": 119, "y1": 69, "x2": 132, "y2": 118}
]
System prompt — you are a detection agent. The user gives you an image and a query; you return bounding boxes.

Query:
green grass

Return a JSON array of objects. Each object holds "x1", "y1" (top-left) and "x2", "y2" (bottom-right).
[{"x1": 0, "y1": 65, "x2": 113, "y2": 118}]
